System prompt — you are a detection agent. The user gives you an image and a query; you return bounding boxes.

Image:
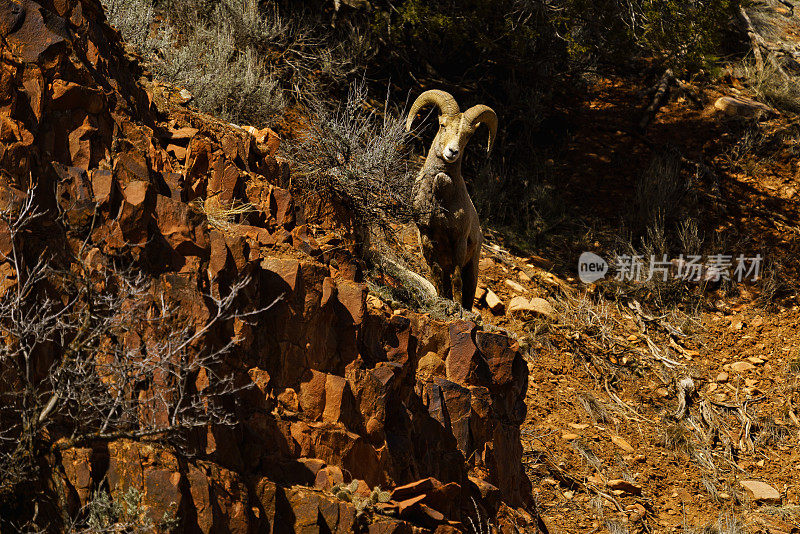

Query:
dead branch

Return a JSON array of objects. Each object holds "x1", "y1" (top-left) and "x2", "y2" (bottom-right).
[
  {"x1": 638, "y1": 69, "x2": 707, "y2": 131},
  {"x1": 738, "y1": 7, "x2": 790, "y2": 82},
  {"x1": 639, "y1": 69, "x2": 674, "y2": 131},
  {"x1": 673, "y1": 376, "x2": 697, "y2": 420},
  {"x1": 0, "y1": 188, "x2": 282, "y2": 503}
]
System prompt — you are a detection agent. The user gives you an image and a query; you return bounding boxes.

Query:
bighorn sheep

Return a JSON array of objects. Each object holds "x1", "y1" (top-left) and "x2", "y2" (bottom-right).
[{"x1": 406, "y1": 90, "x2": 497, "y2": 310}]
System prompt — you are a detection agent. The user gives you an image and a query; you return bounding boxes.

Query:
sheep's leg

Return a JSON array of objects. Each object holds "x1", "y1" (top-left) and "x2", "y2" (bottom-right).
[
  {"x1": 436, "y1": 266, "x2": 453, "y2": 301},
  {"x1": 460, "y1": 257, "x2": 479, "y2": 310},
  {"x1": 452, "y1": 268, "x2": 464, "y2": 309}
]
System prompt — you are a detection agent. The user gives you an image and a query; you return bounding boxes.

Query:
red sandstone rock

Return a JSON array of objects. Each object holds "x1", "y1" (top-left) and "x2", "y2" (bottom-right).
[
  {"x1": 207, "y1": 159, "x2": 241, "y2": 206},
  {"x1": 155, "y1": 195, "x2": 197, "y2": 252},
  {"x1": 446, "y1": 320, "x2": 480, "y2": 385},
  {"x1": 337, "y1": 280, "x2": 367, "y2": 326},
  {"x1": 286, "y1": 486, "x2": 357, "y2": 532},
  {"x1": 368, "y1": 519, "x2": 414, "y2": 533},
  {"x1": 60, "y1": 447, "x2": 93, "y2": 506},
  {"x1": 435, "y1": 378, "x2": 472, "y2": 454},
  {"x1": 468, "y1": 476, "x2": 501, "y2": 509},
  {"x1": 261, "y1": 257, "x2": 300, "y2": 292},
  {"x1": 417, "y1": 351, "x2": 446, "y2": 383},
  {"x1": 270, "y1": 186, "x2": 294, "y2": 228},
  {"x1": 53, "y1": 163, "x2": 95, "y2": 228},
  {"x1": 89, "y1": 168, "x2": 118, "y2": 208},
  {"x1": 116, "y1": 179, "x2": 154, "y2": 244},
  {"x1": 167, "y1": 126, "x2": 199, "y2": 142},
  {"x1": 299, "y1": 368, "x2": 328, "y2": 419},
  {"x1": 314, "y1": 464, "x2": 345, "y2": 490},
  {"x1": 475, "y1": 331, "x2": 517, "y2": 387},
  {"x1": 254, "y1": 477, "x2": 278, "y2": 530},
  {"x1": 51, "y1": 80, "x2": 105, "y2": 114},
  {"x1": 5, "y1": 0, "x2": 66, "y2": 63},
  {"x1": 291, "y1": 223, "x2": 321, "y2": 256},
  {"x1": 392, "y1": 477, "x2": 442, "y2": 501}
]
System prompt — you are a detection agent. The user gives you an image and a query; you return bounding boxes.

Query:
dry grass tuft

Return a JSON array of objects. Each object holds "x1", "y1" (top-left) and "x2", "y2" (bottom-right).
[
  {"x1": 575, "y1": 391, "x2": 613, "y2": 425},
  {"x1": 191, "y1": 199, "x2": 255, "y2": 233},
  {"x1": 686, "y1": 514, "x2": 749, "y2": 534},
  {"x1": 662, "y1": 421, "x2": 693, "y2": 455},
  {"x1": 556, "y1": 293, "x2": 615, "y2": 345},
  {"x1": 743, "y1": 60, "x2": 800, "y2": 115}
]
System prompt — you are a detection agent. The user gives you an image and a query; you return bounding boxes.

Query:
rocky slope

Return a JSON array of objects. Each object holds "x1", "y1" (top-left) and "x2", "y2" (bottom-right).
[{"x1": 0, "y1": 0, "x2": 538, "y2": 532}]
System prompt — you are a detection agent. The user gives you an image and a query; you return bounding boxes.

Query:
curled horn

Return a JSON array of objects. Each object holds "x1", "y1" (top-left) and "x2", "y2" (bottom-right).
[
  {"x1": 463, "y1": 105, "x2": 498, "y2": 154},
  {"x1": 406, "y1": 90, "x2": 460, "y2": 131}
]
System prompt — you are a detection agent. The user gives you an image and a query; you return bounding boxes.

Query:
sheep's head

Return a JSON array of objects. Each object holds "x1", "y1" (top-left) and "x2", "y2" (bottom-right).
[{"x1": 406, "y1": 90, "x2": 498, "y2": 164}]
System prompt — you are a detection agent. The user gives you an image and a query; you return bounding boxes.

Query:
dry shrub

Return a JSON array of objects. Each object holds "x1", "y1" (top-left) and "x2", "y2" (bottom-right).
[
  {"x1": 743, "y1": 60, "x2": 800, "y2": 115},
  {"x1": 289, "y1": 81, "x2": 414, "y2": 234},
  {"x1": 103, "y1": 0, "x2": 153, "y2": 52},
  {"x1": 103, "y1": 0, "x2": 287, "y2": 125},
  {"x1": 151, "y1": 24, "x2": 285, "y2": 125}
]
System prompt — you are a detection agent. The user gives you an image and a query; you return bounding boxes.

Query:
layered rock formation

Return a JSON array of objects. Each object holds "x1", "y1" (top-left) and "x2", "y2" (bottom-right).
[{"x1": 0, "y1": 1, "x2": 536, "y2": 531}]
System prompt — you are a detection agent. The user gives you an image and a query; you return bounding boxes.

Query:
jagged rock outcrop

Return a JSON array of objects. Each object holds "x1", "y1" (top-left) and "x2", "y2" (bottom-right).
[{"x1": 0, "y1": 1, "x2": 536, "y2": 531}]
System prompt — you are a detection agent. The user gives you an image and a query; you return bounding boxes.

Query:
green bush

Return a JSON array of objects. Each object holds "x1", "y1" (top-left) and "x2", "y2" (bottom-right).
[
  {"x1": 553, "y1": 0, "x2": 735, "y2": 73},
  {"x1": 372, "y1": 0, "x2": 550, "y2": 77}
]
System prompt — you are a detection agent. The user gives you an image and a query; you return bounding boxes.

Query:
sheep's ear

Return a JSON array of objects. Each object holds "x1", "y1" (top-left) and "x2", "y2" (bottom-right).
[
  {"x1": 463, "y1": 105, "x2": 498, "y2": 154},
  {"x1": 407, "y1": 90, "x2": 460, "y2": 131}
]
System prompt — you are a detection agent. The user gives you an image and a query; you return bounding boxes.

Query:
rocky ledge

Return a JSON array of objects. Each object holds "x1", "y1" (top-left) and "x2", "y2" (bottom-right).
[{"x1": 0, "y1": 0, "x2": 538, "y2": 531}]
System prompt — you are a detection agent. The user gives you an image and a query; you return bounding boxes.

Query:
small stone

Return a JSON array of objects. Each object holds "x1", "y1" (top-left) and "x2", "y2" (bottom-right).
[
  {"x1": 277, "y1": 388, "x2": 299, "y2": 412},
  {"x1": 740, "y1": 480, "x2": 781, "y2": 504},
  {"x1": 716, "y1": 372, "x2": 729, "y2": 383},
  {"x1": 628, "y1": 503, "x2": 647, "y2": 523},
  {"x1": 178, "y1": 88, "x2": 193, "y2": 104},
  {"x1": 166, "y1": 144, "x2": 187, "y2": 161},
  {"x1": 504, "y1": 279, "x2": 526, "y2": 293},
  {"x1": 608, "y1": 479, "x2": 642, "y2": 496},
  {"x1": 507, "y1": 296, "x2": 534, "y2": 314},
  {"x1": 714, "y1": 96, "x2": 777, "y2": 118},
  {"x1": 611, "y1": 436, "x2": 635, "y2": 454},
  {"x1": 475, "y1": 286, "x2": 487, "y2": 302},
  {"x1": 366, "y1": 294, "x2": 385, "y2": 311},
  {"x1": 562, "y1": 433, "x2": 579, "y2": 440},
  {"x1": 518, "y1": 271, "x2": 532, "y2": 283},
  {"x1": 485, "y1": 290, "x2": 504, "y2": 314},
  {"x1": 569, "y1": 423, "x2": 589, "y2": 430},
  {"x1": 747, "y1": 356, "x2": 765, "y2": 364},
  {"x1": 731, "y1": 361, "x2": 756, "y2": 373},
  {"x1": 528, "y1": 298, "x2": 556, "y2": 320}
]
